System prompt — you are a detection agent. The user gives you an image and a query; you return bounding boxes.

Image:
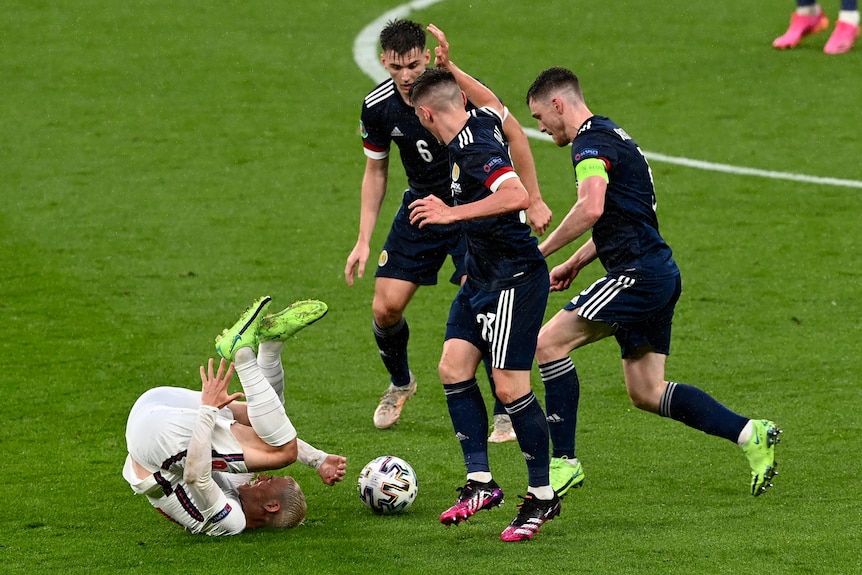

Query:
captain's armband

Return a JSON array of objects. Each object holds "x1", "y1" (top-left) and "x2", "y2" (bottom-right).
[{"x1": 575, "y1": 157, "x2": 609, "y2": 183}]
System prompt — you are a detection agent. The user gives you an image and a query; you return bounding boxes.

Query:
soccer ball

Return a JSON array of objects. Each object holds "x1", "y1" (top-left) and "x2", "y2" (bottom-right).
[{"x1": 357, "y1": 455, "x2": 418, "y2": 514}]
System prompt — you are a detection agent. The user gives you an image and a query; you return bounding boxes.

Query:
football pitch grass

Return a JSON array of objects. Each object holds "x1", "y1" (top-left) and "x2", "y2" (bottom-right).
[{"x1": 2, "y1": 0, "x2": 860, "y2": 573}]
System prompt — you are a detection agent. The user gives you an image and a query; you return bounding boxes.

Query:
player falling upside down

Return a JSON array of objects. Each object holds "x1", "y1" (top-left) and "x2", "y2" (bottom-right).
[
  {"x1": 526, "y1": 67, "x2": 781, "y2": 498},
  {"x1": 123, "y1": 298, "x2": 347, "y2": 535}
]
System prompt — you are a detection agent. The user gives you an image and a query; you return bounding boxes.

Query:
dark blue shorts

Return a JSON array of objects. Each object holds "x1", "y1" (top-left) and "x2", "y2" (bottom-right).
[
  {"x1": 564, "y1": 271, "x2": 682, "y2": 358},
  {"x1": 375, "y1": 190, "x2": 467, "y2": 286},
  {"x1": 446, "y1": 269, "x2": 550, "y2": 371}
]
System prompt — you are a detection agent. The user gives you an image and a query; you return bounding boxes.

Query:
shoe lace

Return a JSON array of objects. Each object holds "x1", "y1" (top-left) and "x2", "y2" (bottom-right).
[
  {"x1": 455, "y1": 482, "x2": 477, "y2": 503},
  {"x1": 511, "y1": 495, "x2": 543, "y2": 523}
]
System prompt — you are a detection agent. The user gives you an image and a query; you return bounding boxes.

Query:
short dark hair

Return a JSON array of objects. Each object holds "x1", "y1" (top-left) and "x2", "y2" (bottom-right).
[
  {"x1": 379, "y1": 19, "x2": 426, "y2": 55},
  {"x1": 526, "y1": 67, "x2": 583, "y2": 105},
  {"x1": 408, "y1": 67, "x2": 457, "y2": 106}
]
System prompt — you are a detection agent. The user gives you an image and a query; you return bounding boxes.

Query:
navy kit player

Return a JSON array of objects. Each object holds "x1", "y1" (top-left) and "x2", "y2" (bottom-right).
[
  {"x1": 525, "y1": 67, "x2": 781, "y2": 497},
  {"x1": 408, "y1": 66, "x2": 560, "y2": 542},
  {"x1": 425, "y1": 24, "x2": 585, "y2": 495},
  {"x1": 344, "y1": 20, "x2": 551, "y2": 432}
]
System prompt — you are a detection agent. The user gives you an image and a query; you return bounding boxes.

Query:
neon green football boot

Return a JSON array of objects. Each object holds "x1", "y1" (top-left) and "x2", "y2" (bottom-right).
[
  {"x1": 550, "y1": 456, "x2": 585, "y2": 498},
  {"x1": 258, "y1": 299, "x2": 328, "y2": 342},
  {"x1": 214, "y1": 296, "x2": 272, "y2": 361},
  {"x1": 742, "y1": 419, "x2": 782, "y2": 496}
]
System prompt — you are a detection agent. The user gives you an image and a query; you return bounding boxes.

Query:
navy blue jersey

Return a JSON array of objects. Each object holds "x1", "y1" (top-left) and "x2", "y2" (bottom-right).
[
  {"x1": 361, "y1": 78, "x2": 452, "y2": 201},
  {"x1": 571, "y1": 116, "x2": 676, "y2": 277},
  {"x1": 448, "y1": 107, "x2": 545, "y2": 291}
]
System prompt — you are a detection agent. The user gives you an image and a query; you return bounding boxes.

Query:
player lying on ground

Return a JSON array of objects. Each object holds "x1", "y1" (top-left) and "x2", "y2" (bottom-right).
[{"x1": 123, "y1": 298, "x2": 347, "y2": 535}]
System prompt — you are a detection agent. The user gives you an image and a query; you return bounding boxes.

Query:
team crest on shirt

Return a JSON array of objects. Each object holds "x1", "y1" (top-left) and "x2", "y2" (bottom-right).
[
  {"x1": 360, "y1": 120, "x2": 368, "y2": 139},
  {"x1": 450, "y1": 163, "x2": 462, "y2": 196},
  {"x1": 483, "y1": 156, "x2": 504, "y2": 173},
  {"x1": 378, "y1": 249, "x2": 389, "y2": 267}
]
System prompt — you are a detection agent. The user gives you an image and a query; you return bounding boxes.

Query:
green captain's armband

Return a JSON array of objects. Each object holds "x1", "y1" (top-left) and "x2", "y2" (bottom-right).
[{"x1": 575, "y1": 157, "x2": 609, "y2": 183}]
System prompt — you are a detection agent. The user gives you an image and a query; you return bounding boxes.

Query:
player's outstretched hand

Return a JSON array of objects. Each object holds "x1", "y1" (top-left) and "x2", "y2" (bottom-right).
[
  {"x1": 318, "y1": 454, "x2": 348, "y2": 486},
  {"x1": 427, "y1": 23, "x2": 450, "y2": 68},
  {"x1": 199, "y1": 357, "x2": 244, "y2": 409},
  {"x1": 344, "y1": 241, "x2": 370, "y2": 287}
]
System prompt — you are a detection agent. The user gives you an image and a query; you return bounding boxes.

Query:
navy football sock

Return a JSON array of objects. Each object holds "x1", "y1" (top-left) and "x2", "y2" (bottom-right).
[
  {"x1": 539, "y1": 358, "x2": 580, "y2": 459},
  {"x1": 506, "y1": 391, "x2": 551, "y2": 486},
  {"x1": 659, "y1": 382, "x2": 748, "y2": 442},
  {"x1": 444, "y1": 378, "x2": 490, "y2": 474},
  {"x1": 373, "y1": 317, "x2": 412, "y2": 387}
]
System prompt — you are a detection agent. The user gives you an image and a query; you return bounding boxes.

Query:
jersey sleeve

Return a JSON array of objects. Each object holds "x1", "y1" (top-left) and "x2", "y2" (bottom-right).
[
  {"x1": 360, "y1": 102, "x2": 390, "y2": 160},
  {"x1": 571, "y1": 131, "x2": 616, "y2": 174},
  {"x1": 184, "y1": 405, "x2": 247, "y2": 535},
  {"x1": 463, "y1": 110, "x2": 517, "y2": 191}
]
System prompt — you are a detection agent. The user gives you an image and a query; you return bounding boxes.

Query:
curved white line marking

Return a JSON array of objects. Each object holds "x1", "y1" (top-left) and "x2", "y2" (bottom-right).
[
  {"x1": 353, "y1": 2, "x2": 862, "y2": 190},
  {"x1": 523, "y1": 128, "x2": 862, "y2": 189},
  {"x1": 353, "y1": 0, "x2": 446, "y2": 84}
]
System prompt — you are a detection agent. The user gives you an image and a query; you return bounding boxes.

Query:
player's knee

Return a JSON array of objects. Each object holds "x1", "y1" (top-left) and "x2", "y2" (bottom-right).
[
  {"x1": 626, "y1": 387, "x2": 660, "y2": 413},
  {"x1": 535, "y1": 334, "x2": 554, "y2": 364},
  {"x1": 438, "y1": 356, "x2": 469, "y2": 385},
  {"x1": 536, "y1": 332, "x2": 566, "y2": 365},
  {"x1": 437, "y1": 356, "x2": 455, "y2": 383},
  {"x1": 371, "y1": 296, "x2": 403, "y2": 327}
]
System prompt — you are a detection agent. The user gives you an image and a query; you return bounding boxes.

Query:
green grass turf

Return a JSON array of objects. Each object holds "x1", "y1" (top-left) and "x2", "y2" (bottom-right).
[{"x1": 2, "y1": 0, "x2": 861, "y2": 573}]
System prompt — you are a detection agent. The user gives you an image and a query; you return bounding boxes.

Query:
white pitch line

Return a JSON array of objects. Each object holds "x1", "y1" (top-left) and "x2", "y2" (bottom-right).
[
  {"x1": 523, "y1": 128, "x2": 862, "y2": 189},
  {"x1": 353, "y1": 0, "x2": 446, "y2": 84},
  {"x1": 354, "y1": 2, "x2": 862, "y2": 190}
]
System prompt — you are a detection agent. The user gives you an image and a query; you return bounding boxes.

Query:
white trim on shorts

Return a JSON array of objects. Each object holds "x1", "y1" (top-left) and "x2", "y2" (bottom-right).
[
  {"x1": 490, "y1": 287, "x2": 515, "y2": 369},
  {"x1": 577, "y1": 275, "x2": 636, "y2": 320}
]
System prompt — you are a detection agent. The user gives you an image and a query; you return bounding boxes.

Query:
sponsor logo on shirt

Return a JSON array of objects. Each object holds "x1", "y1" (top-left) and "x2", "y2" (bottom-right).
[
  {"x1": 390, "y1": 126, "x2": 404, "y2": 137},
  {"x1": 574, "y1": 148, "x2": 599, "y2": 162},
  {"x1": 483, "y1": 156, "x2": 504, "y2": 173},
  {"x1": 211, "y1": 503, "x2": 232, "y2": 523}
]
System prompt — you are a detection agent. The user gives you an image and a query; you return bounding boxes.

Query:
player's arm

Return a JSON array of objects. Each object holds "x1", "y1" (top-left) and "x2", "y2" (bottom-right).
[
  {"x1": 297, "y1": 439, "x2": 348, "y2": 486},
  {"x1": 345, "y1": 156, "x2": 390, "y2": 286},
  {"x1": 408, "y1": 175, "x2": 529, "y2": 227},
  {"x1": 427, "y1": 24, "x2": 503, "y2": 117},
  {"x1": 183, "y1": 359, "x2": 247, "y2": 533},
  {"x1": 539, "y1": 163, "x2": 608, "y2": 258},
  {"x1": 226, "y1": 405, "x2": 345, "y2": 485},
  {"x1": 428, "y1": 24, "x2": 551, "y2": 235},
  {"x1": 549, "y1": 238, "x2": 598, "y2": 292},
  {"x1": 502, "y1": 111, "x2": 552, "y2": 235}
]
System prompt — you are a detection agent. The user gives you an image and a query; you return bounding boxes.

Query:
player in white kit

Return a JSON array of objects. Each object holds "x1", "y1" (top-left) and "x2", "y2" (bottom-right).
[{"x1": 123, "y1": 298, "x2": 347, "y2": 536}]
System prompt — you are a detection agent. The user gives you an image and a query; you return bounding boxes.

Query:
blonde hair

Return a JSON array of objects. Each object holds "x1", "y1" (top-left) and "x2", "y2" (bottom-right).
[{"x1": 267, "y1": 476, "x2": 307, "y2": 529}]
